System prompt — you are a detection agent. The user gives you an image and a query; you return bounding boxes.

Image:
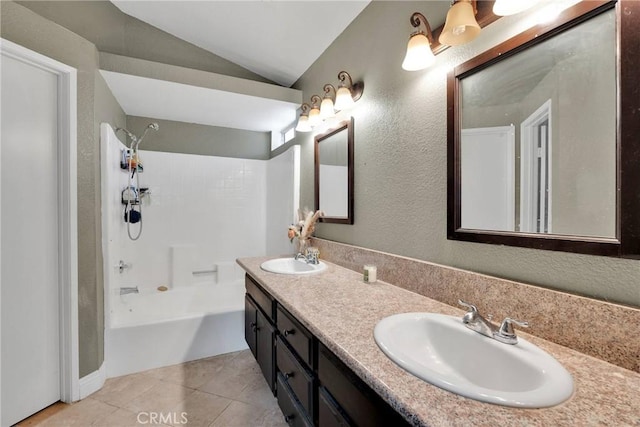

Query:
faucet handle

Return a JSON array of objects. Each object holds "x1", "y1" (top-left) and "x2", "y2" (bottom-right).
[
  {"x1": 501, "y1": 317, "x2": 529, "y2": 330},
  {"x1": 458, "y1": 300, "x2": 478, "y2": 313},
  {"x1": 495, "y1": 317, "x2": 529, "y2": 344}
]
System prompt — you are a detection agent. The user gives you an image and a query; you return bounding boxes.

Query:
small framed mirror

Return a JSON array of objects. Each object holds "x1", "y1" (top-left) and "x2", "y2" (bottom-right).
[
  {"x1": 447, "y1": 0, "x2": 640, "y2": 257},
  {"x1": 315, "y1": 118, "x2": 354, "y2": 224}
]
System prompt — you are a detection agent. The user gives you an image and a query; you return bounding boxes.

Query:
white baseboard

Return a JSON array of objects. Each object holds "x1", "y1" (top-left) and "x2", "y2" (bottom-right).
[{"x1": 78, "y1": 362, "x2": 106, "y2": 400}]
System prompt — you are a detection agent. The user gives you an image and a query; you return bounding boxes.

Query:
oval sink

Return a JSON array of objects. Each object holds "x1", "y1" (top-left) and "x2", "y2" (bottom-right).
[
  {"x1": 374, "y1": 312, "x2": 573, "y2": 408},
  {"x1": 260, "y1": 257, "x2": 327, "y2": 275}
]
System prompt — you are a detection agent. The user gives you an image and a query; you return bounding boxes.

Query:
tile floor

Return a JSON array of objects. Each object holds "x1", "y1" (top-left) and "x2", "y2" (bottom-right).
[{"x1": 18, "y1": 350, "x2": 287, "y2": 427}]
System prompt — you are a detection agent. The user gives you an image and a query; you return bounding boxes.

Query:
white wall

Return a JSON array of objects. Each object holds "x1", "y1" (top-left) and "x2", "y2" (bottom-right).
[
  {"x1": 118, "y1": 150, "x2": 267, "y2": 291},
  {"x1": 101, "y1": 124, "x2": 128, "y2": 316},
  {"x1": 266, "y1": 145, "x2": 300, "y2": 256}
]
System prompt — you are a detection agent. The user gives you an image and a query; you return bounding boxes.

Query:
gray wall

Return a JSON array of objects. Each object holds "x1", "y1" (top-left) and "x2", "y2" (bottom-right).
[
  {"x1": 16, "y1": 0, "x2": 273, "y2": 84},
  {"x1": 279, "y1": 1, "x2": 639, "y2": 307},
  {"x1": 1, "y1": 1, "x2": 127, "y2": 376},
  {"x1": 127, "y1": 116, "x2": 271, "y2": 160}
]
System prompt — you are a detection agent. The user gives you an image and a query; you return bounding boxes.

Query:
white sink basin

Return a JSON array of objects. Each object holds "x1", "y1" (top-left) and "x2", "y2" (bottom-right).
[
  {"x1": 374, "y1": 312, "x2": 573, "y2": 408},
  {"x1": 260, "y1": 257, "x2": 327, "y2": 275}
]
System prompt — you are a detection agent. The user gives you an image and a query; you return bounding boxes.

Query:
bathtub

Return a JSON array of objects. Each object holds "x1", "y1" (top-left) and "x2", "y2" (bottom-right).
[{"x1": 106, "y1": 280, "x2": 248, "y2": 378}]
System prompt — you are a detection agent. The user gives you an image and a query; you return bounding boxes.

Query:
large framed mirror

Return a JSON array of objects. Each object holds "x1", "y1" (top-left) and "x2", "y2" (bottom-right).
[
  {"x1": 447, "y1": 0, "x2": 640, "y2": 257},
  {"x1": 315, "y1": 118, "x2": 354, "y2": 224}
]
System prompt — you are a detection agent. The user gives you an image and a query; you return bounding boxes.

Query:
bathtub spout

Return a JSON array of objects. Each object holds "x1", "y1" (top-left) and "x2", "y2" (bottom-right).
[{"x1": 120, "y1": 286, "x2": 139, "y2": 295}]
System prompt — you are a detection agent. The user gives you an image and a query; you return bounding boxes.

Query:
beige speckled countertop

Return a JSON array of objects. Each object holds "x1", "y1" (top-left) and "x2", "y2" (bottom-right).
[{"x1": 237, "y1": 257, "x2": 640, "y2": 427}]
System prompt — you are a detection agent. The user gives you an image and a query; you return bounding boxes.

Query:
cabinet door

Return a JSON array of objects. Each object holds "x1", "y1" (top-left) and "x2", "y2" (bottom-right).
[
  {"x1": 256, "y1": 308, "x2": 276, "y2": 393},
  {"x1": 319, "y1": 344, "x2": 410, "y2": 427},
  {"x1": 244, "y1": 295, "x2": 257, "y2": 358}
]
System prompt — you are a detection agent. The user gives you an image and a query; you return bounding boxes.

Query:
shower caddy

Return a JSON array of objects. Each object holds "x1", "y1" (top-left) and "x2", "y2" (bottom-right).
[{"x1": 115, "y1": 123, "x2": 159, "y2": 241}]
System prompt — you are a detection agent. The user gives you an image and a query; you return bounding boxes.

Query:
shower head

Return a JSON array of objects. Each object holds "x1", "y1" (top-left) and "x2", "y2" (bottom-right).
[{"x1": 135, "y1": 122, "x2": 159, "y2": 149}]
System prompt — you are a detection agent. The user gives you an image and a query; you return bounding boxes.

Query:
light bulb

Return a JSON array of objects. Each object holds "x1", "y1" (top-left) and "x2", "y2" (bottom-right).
[{"x1": 453, "y1": 25, "x2": 466, "y2": 36}]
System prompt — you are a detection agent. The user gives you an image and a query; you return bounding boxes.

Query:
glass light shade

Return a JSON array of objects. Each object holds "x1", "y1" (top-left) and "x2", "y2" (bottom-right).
[
  {"x1": 439, "y1": 1, "x2": 481, "y2": 46},
  {"x1": 535, "y1": 2, "x2": 565, "y2": 24},
  {"x1": 493, "y1": 0, "x2": 536, "y2": 16},
  {"x1": 308, "y1": 107, "x2": 321, "y2": 127},
  {"x1": 295, "y1": 115, "x2": 312, "y2": 132},
  {"x1": 320, "y1": 97, "x2": 336, "y2": 119},
  {"x1": 402, "y1": 33, "x2": 435, "y2": 71},
  {"x1": 334, "y1": 86, "x2": 354, "y2": 111}
]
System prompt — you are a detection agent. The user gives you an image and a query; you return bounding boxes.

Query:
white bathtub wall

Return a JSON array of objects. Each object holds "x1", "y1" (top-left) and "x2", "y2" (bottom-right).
[
  {"x1": 266, "y1": 145, "x2": 300, "y2": 256},
  {"x1": 118, "y1": 150, "x2": 267, "y2": 291},
  {"x1": 100, "y1": 124, "x2": 134, "y2": 326}
]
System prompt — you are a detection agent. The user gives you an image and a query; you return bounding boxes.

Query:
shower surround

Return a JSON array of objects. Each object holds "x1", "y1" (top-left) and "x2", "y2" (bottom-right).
[{"x1": 100, "y1": 123, "x2": 299, "y2": 377}]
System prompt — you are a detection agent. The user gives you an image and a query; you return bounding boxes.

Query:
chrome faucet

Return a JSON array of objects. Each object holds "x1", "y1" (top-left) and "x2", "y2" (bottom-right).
[
  {"x1": 294, "y1": 247, "x2": 320, "y2": 265},
  {"x1": 120, "y1": 286, "x2": 139, "y2": 295},
  {"x1": 458, "y1": 300, "x2": 529, "y2": 345}
]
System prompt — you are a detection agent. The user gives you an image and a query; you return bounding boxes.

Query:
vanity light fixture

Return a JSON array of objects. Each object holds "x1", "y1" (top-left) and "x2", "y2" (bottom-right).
[
  {"x1": 308, "y1": 95, "x2": 322, "y2": 127},
  {"x1": 439, "y1": 0, "x2": 481, "y2": 46},
  {"x1": 493, "y1": 0, "x2": 538, "y2": 16},
  {"x1": 295, "y1": 103, "x2": 312, "y2": 133},
  {"x1": 402, "y1": 12, "x2": 436, "y2": 71},
  {"x1": 320, "y1": 84, "x2": 337, "y2": 120},
  {"x1": 334, "y1": 71, "x2": 364, "y2": 111}
]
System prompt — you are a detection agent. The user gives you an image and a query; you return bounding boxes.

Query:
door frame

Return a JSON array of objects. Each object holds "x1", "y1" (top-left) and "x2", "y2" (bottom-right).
[
  {"x1": 1, "y1": 38, "x2": 79, "y2": 402},
  {"x1": 520, "y1": 99, "x2": 552, "y2": 233}
]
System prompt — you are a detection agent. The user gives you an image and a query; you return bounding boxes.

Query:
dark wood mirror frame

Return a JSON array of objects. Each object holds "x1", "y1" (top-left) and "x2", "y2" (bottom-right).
[
  {"x1": 314, "y1": 118, "x2": 354, "y2": 224},
  {"x1": 447, "y1": 0, "x2": 640, "y2": 258}
]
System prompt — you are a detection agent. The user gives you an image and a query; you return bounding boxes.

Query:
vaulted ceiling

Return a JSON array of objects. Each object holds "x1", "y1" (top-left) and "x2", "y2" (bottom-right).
[{"x1": 111, "y1": 1, "x2": 371, "y2": 87}]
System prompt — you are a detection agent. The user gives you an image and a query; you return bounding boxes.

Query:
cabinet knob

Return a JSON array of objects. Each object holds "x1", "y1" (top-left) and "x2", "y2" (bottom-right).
[
  {"x1": 283, "y1": 329, "x2": 295, "y2": 337},
  {"x1": 250, "y1": 322, "x2": 257, "y2": 332},
  {"x1": 284, "y1": 372, "x2": 294, "y2": 380},
  {"x1": 284, "y1": 414, "x2": 294, "y2": 423}
]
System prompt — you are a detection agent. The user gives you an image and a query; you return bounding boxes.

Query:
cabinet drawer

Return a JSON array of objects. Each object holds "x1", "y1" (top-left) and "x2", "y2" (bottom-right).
[
  {"x1": 318, "y1": 387, "x2": 351, "y2": 427},
  {"x1": 246, "y1": 274, "x2": 275, "y2": 322},
  {"x1": 318, "y1": 344, "x2": 410, "y2": 427},
  {"x1": 277, "y1": 305, "x2": 314, "y2": 368},
  {"x1": 276, "y1": 336, "x2": 314, "y2": 416},
  {"x1": 277, "y1": 373, "x2": 313, "y2": 427}
]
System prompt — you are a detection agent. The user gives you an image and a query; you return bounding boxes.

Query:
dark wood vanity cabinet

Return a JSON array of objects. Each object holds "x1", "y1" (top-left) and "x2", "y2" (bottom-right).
[{"x1": 244, "y1": 274, "x2": 409, "y2": 427}]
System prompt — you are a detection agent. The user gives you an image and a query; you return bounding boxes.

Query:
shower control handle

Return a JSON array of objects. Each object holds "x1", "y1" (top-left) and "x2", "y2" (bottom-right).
[{"x1": 117, "y1": 260, "x2": 131, "y2": 273}]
